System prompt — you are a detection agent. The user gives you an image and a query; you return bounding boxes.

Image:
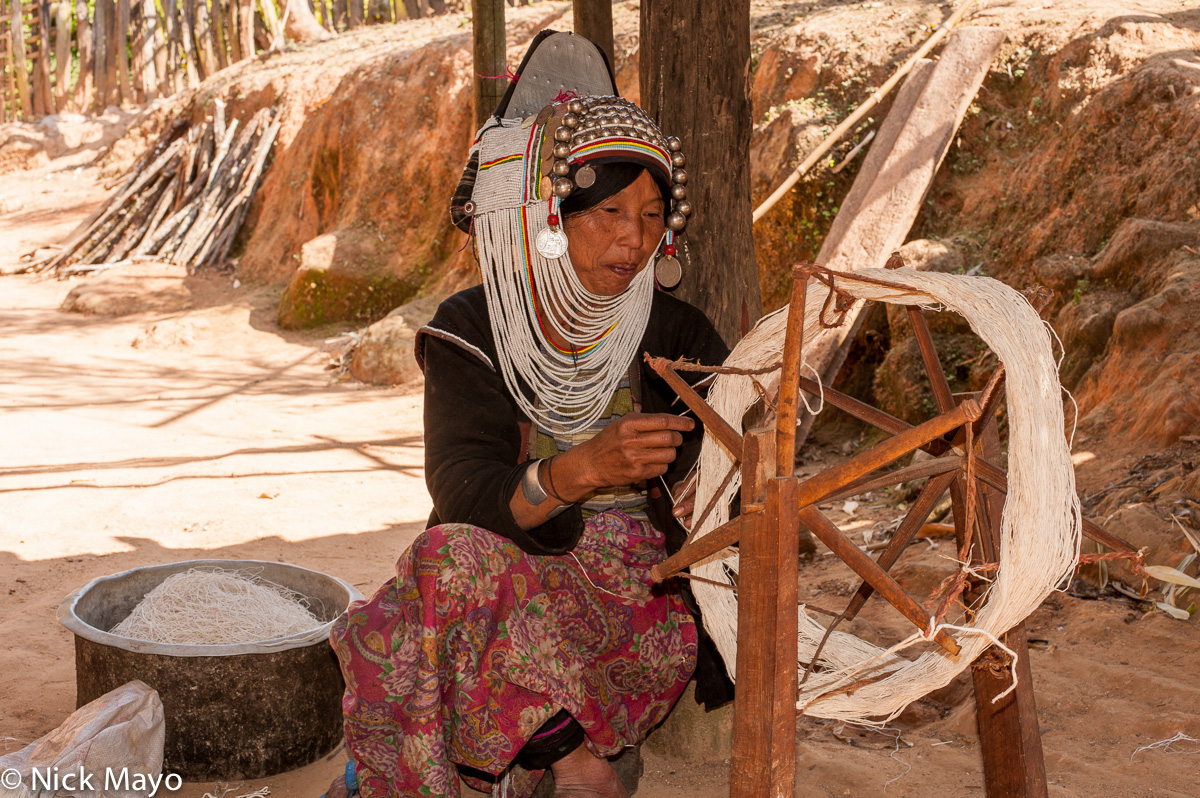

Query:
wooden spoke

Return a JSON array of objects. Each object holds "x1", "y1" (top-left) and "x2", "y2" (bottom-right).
[
  {"x1": 798, "y1": 505, "x2": 960, "y2": 655},
  {"x1": 823, "y1": 454, "x2": 961, "y2": 503},
  {"x1": 842, "y1": 468, "x2": 960, "y2": 621},
  {"x1": 645, "y1": 355, "x2": 744, "y2": 457},
  {"x1": 652, "y1": 400, "x2": 978, "y2": 582}
]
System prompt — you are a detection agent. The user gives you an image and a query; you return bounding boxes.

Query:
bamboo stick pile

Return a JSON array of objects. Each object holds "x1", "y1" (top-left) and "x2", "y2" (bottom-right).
[{"x1": 32, "y1": 101, "x2": 280, "y2": 275}]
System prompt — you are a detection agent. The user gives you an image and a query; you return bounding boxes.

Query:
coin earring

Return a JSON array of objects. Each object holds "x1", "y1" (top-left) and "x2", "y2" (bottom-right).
[
  {"x1": 536, "y1": 196, "x2": 569, "y2": 260},
  {"x1": 655, "y1": 231, "x2": 682, "y2": 289}
]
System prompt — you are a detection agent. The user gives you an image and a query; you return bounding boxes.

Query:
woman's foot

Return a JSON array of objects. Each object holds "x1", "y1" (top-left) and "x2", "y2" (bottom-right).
[
  {"x1": 548, "y1": 743, "x2": 628, "y2": 798},
  {"x1": 323, "y1": 776, "x2": 351, "y2": 798}
]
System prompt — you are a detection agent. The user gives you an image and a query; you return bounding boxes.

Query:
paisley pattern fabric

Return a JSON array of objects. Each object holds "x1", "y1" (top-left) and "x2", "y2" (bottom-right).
[{"x1": 330, "y1": 510, "x2": 697, "y2": 798}]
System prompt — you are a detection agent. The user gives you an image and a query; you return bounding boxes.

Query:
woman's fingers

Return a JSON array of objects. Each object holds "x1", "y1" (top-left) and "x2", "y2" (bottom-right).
[{"x1": 580, "y1": 413, "x2": 695, "y2": 487}]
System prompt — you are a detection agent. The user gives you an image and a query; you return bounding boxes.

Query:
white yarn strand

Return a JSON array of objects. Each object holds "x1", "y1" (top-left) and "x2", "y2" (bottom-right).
[
  {"x1": 475, "y1": 206, "x2": 656, "y2": 436},
  {"x1": 688, "y1": 269, "x2": 1082, "y2": 722}
]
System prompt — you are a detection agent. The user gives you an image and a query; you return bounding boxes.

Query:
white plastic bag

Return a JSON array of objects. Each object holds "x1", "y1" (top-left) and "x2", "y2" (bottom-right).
[{"x1": 0, "y1": 680, "x2": 166, "y2": 798}]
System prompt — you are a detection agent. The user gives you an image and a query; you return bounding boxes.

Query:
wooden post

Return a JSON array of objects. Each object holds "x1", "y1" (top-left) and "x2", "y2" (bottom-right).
[
  {"x1": 470, "y1": 0, "x2": 503, "y2": 128},
  {"x1": 53, "y1": 0, "x2": 70, "y2": 110},
  {"x1": 115, "y1": 0, "x2": 132, "y2": 103},
  {"x1": 571, "y1": 0, "x2": 612, "y2": 67},
  {"x1": 639, "y1": 0, "x2": 761, "y2": 344},
  {"x1": 236, "y1": 0, "x2": 251, "y2": 59},
  {"x1": 73, "y1": 0, "x2": 93, "y2": 109},
  {"x1": 11, "y1": 0, "x2": 31, "y2": 116},
  {"x1": 730, "y1": 429, "x2": 799, "y2": 798},
  {"x1": 968, "y1": 407, "x2": 1049, "y2": 798}
]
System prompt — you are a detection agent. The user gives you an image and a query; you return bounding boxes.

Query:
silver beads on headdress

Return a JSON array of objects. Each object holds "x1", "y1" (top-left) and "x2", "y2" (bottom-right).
[
  {"x1": 534, "y1": 95, "x2": 692, "y2": 287},
  {"x1": 540, "y1": 96, "x2": 691, "y2": 236}
]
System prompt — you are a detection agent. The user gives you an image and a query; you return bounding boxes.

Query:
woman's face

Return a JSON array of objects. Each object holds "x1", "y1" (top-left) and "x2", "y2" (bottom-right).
[{"x1": 563, "y1": 170, "x2": 665, "y2": 296}]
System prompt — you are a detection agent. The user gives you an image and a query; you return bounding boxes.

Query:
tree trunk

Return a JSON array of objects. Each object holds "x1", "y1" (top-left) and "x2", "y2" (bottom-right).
[
  {"x1": 178, "y1": 0, "x2": 199, "y2": 86},
  {"x1": 140, "y1": 0, "x2": 160, "y2": 99},
  {"x1": 282, "y1": 0, "x2": 329, "y2": 41},
  {"x1": 193, "y1": 0, "x2": 216, "y2": 76},
  {"x1": 639, "y1": 0, "x2": 761, "y2": 344},
  {"x1": 223, "y1": 0, "x2": 239, "y2": 63},
  {"x1": 74, "y1": 0, "x2": 93, "y2": 109},
  {"x1": 572, "y1": 0, "x2": 612, "y2": 68},
  {"x1": 11, "y1": 0, "x2": 32, "y2": 117},
  {"x1": 329, "y1": 0, "x2": 344, "y2": 30},
  {"x1": 398, "y1": 0, "x2": 416, "y2": 19},
  {"x1": 129, "y1": 0, "x2": 146, "y2": 101},
  {"x1": 37, "y1": 0, "x2": 53, "y2": 114},
  {"x1": 365, "y1": 0, "x2": 388, "y2": 25},
  {"x1": 471, "y1": 0, "x2": 504, "y2": 128},
  {"x1": 150, "y1": 0, "x2": 168, "y2": 96},
  {"x1": 93, "y1": 0, "x2": 109, "y2": 107},
  {"x1": 54, "y1": 0, "x2": 71, "y2": 110},
  {"x1": 346, "y1": 0, "x2": 361, "y2": 29},
  {"x1": 236, "y1": 0, "x2": 252, "y2": 57},
  {"x1": 257, "y1": 0, "x2": 280, "y2": 49},
  {"x1": 116, "y1": 0, "x2": 133, "y2": 104},
  {"x1": 104, "y1": 0, "x2": 118, "y2": 99},
  {"x1": 162, "y1": 0, "x2": 178, "y2": 93}
]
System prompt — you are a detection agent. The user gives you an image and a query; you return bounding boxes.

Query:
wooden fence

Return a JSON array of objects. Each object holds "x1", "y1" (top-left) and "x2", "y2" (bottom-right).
[{"x1": 0, "y1": 0, "x2": 543, "y2": 121}]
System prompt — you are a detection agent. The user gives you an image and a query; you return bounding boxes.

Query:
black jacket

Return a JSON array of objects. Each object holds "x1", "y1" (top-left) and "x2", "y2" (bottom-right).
[{"x1": 416, "y1": 284, "x2": 735, "y2": 708}]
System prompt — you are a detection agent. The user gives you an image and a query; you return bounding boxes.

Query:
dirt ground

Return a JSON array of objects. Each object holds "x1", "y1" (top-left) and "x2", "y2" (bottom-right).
[{"x1": 3, "y1": 2, "x2": 1200, "y2": 795}]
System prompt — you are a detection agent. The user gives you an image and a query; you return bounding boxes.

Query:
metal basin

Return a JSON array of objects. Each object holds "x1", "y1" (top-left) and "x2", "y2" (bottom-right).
[{"x1": 58, "y1": 559, "x2": 362, "y2": 780}]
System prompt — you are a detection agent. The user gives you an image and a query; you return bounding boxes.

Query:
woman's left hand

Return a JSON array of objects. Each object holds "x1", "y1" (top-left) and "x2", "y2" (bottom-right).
[{"x1": 670, "y1": 472, "x2": 697, "y2": 530}]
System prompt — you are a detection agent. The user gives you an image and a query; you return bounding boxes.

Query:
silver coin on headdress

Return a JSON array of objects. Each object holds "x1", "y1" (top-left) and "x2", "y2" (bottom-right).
[{"x1": 575, "y1": 165, "x2": 597, "y2": 188}]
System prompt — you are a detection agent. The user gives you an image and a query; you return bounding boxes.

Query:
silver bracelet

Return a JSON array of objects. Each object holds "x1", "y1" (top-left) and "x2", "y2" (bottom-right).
[
  {"x1": 521, "y1": 460, "x2": 572, "y2": 519},
  {"x1": 521, "y1": 460, "x2": 550, "y2": 505}
]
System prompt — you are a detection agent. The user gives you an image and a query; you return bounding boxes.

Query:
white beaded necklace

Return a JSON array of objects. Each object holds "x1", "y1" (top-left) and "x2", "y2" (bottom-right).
[{"x1": 475, "y1": 203, "x2": 657, "y2": 436}]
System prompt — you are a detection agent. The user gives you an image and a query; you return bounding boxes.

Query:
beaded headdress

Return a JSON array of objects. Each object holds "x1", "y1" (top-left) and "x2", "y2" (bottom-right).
[{"x1": 451, "y1": 32, "x2": 693, "y2": 435}]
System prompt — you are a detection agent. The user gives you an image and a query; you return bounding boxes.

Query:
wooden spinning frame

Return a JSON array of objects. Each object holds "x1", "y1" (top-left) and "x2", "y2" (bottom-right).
[{"x1": 644, "y1": 260, "x2": 1139, "y2": 798}]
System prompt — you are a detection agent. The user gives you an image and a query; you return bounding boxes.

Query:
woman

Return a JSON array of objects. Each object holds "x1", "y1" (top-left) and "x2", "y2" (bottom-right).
[{"x1": 329, "y1": 53, "x2": 730, "y2": 798}]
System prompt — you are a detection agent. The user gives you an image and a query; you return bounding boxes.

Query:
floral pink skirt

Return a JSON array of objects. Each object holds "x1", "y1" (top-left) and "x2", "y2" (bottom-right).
[{"x1": 329, "y1": 510, "x2": 698, "y2": 798}]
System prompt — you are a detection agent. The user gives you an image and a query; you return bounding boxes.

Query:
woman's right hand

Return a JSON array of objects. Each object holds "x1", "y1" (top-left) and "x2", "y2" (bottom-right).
[
  {"x1": 560, "y1": 412, "x2": 695, "y2": 498},
  {"x1": 509, "y1": 413, "x2": 695, "y2": 530}
]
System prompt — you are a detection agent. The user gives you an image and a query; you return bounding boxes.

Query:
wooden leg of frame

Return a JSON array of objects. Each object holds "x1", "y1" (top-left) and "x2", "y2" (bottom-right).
[
  {"x1": 731, "y1": 429, "x2": 789, "y2": 797},
  {"x1": 973, "y1": 620, "x2": 1048, "y2": 798},
  {"x1": 970, "y1": 403, "x2": 1048, "y2": 798}
]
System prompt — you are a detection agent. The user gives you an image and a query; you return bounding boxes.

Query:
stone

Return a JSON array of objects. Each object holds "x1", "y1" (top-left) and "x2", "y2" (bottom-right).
[
  {"x1": 1054, "y1": 288, "x2": 1129, "y2": 388},
  {"x1": 348, "y1": 314, "x2": 421, "y2": 387},
  {"x1": 1090, "y1": 218, "x2": 1200, "y2": 285},
  {"x1": 277, "y1": 230, "x2": 420, "y2": 329},
  {"x1": 643, "y1": 681, "x2": 732, "y2": 763},
  {"x1": 346, "y1": 293, "x2": 446, "y2": 387},
  {"x1": 59, "y1": 264, "x2": 192, "y2": 316}
]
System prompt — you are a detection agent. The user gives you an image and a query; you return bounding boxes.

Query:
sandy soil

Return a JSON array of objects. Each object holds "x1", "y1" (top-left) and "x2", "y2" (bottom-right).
[{"x1": 3, "y1": 35, "x2": 1200, "y2": 798}]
